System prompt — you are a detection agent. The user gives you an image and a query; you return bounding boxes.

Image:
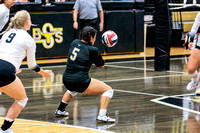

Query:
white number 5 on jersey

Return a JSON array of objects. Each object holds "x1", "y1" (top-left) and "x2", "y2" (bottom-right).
[{"x1": 70, "y1": 47, "x2": 80, "y2": 61}]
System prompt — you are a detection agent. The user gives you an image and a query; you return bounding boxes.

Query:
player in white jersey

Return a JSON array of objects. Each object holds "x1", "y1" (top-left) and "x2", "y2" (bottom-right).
[
  {"x1": 185, "y1": 12, "x2": 200, "y2": 96},
  {"x1": 0, "y1": 0, "x2": 14, "y2": 31},
  {"x1": 0, "y1": 10, "x2": 52, "y2": 133}
]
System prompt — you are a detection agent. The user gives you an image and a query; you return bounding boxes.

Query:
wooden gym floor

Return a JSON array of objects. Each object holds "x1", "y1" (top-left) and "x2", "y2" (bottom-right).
[{"x1": 1, "y1": 47, "x2": 200, "y2": 133}]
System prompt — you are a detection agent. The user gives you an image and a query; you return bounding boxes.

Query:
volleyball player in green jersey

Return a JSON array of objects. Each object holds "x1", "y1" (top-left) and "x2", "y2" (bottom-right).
[{"x1": 55, "y1": 26, "x2": 116, "y2": 123}]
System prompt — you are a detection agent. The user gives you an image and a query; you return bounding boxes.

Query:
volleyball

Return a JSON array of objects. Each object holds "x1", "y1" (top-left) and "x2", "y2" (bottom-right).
[{"x1": 101, "y1": 30, "x2": 118, "y2": 47}]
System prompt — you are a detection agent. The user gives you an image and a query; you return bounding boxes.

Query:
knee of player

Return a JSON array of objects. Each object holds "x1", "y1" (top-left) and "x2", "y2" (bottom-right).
[
  {"x1": 16, "y1": 97, "x2": 28, "y2": 108},
  {"x1": 187, "y1": 67, "x2": 194, "y2": 73},
  {"x1": 106, "y1": 85, "x2": 112, "y2": 90},
  {"x1": 102, "y1": 89, "x2": 114, "y2": 99},
  {"x1": 67, "y1": 90, "x2": 78, "y2": 97}
]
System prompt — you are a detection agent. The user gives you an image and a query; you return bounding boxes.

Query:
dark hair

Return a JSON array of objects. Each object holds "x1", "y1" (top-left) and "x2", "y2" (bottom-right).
[{"x1": 79, "y1": 26, "x2": 97, "y2": 45}]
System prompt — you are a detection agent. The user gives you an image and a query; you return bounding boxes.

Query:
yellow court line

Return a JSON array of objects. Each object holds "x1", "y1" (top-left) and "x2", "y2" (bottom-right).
[{"x1": 0, "y1": 117, "x2": 114, "y2": 133}]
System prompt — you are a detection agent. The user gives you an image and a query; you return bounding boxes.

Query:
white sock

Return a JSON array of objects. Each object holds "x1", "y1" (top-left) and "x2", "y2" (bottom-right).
[
  {"x1": 61, "y1": 100, "x2": 68, "y2": 104},
  {"x1": 193, "y1": 72, "x2": 200, "y2": 82},
  {"x1": 193, "y1": 77, "x2": 198, "y2": 81},
  {"x1": 99, "y1": 109, "x2": 107, "y2": 116},
  {"x1": 5, "y1": 117, "x2": 14, "y2": 122}
]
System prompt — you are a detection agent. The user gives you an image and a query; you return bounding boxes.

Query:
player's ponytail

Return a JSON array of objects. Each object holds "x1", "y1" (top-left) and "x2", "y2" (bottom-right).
[{"x1": 79, "y1": 26, "x2": 97, "y2": 45}]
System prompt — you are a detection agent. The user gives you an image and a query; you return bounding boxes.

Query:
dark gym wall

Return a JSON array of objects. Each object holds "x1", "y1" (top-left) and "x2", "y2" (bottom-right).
[
  {"x1": 9, "y1": 1, "x2": 145, "y2": 58},
  {"x1": 105, "y1": 10, "x2": 136, "y2": 53}
]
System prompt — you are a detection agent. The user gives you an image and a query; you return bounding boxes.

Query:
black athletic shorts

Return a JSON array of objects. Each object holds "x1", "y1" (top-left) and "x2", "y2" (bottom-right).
[
  {"x1": 0, "y1": 59, "x2": 16, "y2": 87},
  {"x1": 63, "y1": 71, "x2": 91, "y2": 93}
]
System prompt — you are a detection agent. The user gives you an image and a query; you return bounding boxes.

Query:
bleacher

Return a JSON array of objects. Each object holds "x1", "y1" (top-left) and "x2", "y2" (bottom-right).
[
  {"x1": 172, "y1": 11, "x2": 198, "y2": 32},
  {"x1": 169, "y1": 0, "x2": 200, "y2": 46},
  {"x1": 145, "y1": 0, "x2": 200, "y2": 46}
]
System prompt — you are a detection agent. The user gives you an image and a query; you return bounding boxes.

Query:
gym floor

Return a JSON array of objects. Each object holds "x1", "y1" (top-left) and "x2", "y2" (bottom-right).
[{"x1": 1, "y1": 47, "x2": 199, "y2": 133}]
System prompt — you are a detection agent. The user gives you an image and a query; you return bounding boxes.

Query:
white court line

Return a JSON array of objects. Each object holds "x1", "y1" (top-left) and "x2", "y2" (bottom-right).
[
  {"x1": 20, "y1": 64, "x2": 186, "y2": 75},
  {"x1": 109, "y1": 89, "x2": 199, "y2": 114},
  {"x1": 114, "y1": 89, "x2": 165, "y2": 97},
  {"x1": 114, "y1": 90, "x2": 195, "y2": 101},
  {"x1": 105, "y1": 64, "x2": 154, "y2": 71},
  {"x1": 105, "y1": 59, "x2": 154, "y2": 64},
  {"x1": 20, "y1": 57, "x2": 187, "y2": 70},
  {"x1": 105, "y1": 57, "x2": 188, "y2": 65},
  {"x1": 102, "y1": 74, "x2": 183, "y2": 83},
  {"x1": 114, "y1": 89, "x2": 195, "y2": 99},
  {"x1": 105, "y1": 64, "x2": 186, "y2": 74},
  {"x1": 171, "y1": 93, "x2": 194, "y2": 97},
  {"x1": 0, "y1": 117, "x2": 114, "y2": 133},
  {"x1": 20, "y1": 59, "x2": 148, "y2": 70},
  {"x1": 20, "y1": 60, "x2": 150, "y2": 70},
  {"x1": 167, "y1": 93, "x2": 199, "y2": 100},
  {"x1": 151, "y1": 96, "x2": 200, "y2": 115},
  {"x1": 24, "y1": 74, "x2": 183, "y2": 89},
  {"x1": 115, "y1": 87, "x2": 200, "y2": 115}
]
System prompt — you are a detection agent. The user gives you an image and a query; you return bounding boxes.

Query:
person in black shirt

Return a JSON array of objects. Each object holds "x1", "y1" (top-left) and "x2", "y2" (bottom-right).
[{"x1": 55, "y1": 26, "x2": 115, "y2": 123}]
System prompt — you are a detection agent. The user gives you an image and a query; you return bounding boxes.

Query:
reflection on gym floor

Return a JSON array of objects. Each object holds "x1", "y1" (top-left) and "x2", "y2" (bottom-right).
[{"x1": 2, "y1": 57, "x2": 200, "y2": 132}]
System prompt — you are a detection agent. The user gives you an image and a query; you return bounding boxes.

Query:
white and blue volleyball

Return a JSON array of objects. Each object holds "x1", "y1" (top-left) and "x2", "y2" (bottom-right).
[{"x1": 101, "y1": 30, "x2": 118, "y2": 47}]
